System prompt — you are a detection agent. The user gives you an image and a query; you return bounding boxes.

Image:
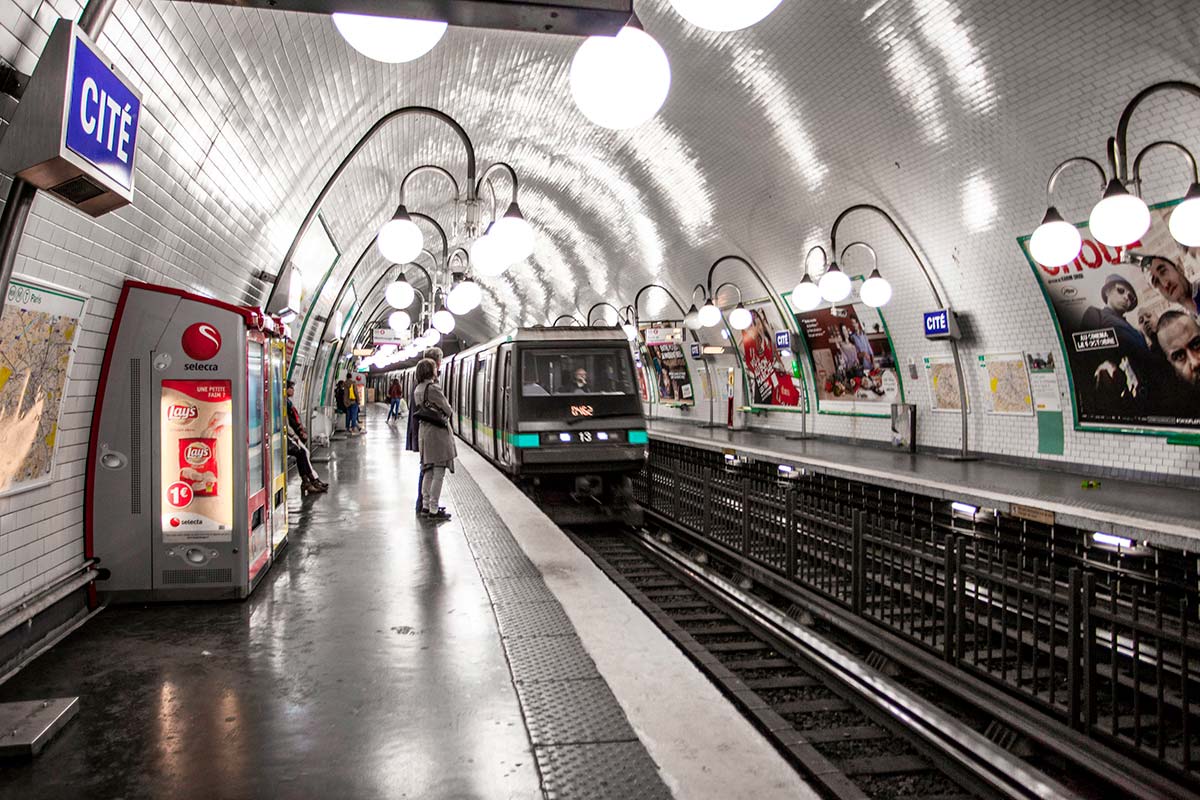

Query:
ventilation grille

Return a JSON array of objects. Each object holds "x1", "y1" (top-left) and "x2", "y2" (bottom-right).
[
  {"x1": 130, "y1": 358, "x2": 141, "y2": 514},
  {"x1": 50, "y1": 174, "x2": 105, "y2": 204},
  {"x1": 162, "y1": 568, "x2": 231, "y2": 585}
]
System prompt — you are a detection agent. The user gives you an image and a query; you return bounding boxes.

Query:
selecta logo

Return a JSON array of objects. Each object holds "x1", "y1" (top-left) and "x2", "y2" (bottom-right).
[
  {"x1": 181, "y1": 322, "x2": 222, "y2": 361},
  {"x1": 169, "y1": 517, "x2": 180, "y2": 527},
  {"x1": 184, "y1": 442, "x2": 212, "y2": 465},
  {"x1": 166, "y1": 403, "x2": 198, "y2": 421}
]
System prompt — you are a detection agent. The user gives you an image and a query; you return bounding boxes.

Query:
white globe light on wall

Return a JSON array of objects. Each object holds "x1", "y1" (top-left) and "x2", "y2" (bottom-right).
[
  {"x1": 1029, "y1": 207, "x2": 1083, "y2": 267},
  {"x1": 728, "y1": 303, "x2": 752, "y2": 331},
  {"x1": 859, "y1": 269, "x2": 893, "y2": 308},
  {"x1": 473, "y1": 239, "x2": 508, "y2": 278},
  {"x1": 621, "y1": 321, "x2": 638, "y2": 341},
  {"x1": 697, "y1": 300, "x2": 722, "y2": 328},
  {"x1": 388, "y1": 310, "x2": 410, "y2": 334},
  {"x1": 1089, "y1": 179, "x2": 1150, "y2": 247},
  {"x1": 668, "y1": 0, "x2": 783, "y2": 31},
  {"x1": 1169, "y1": 183, "x2": 1200, "y2": 247},
  {"x1": 790, "y1": 273, "x2": 822, "y2": 312},
  {"x1": 424, "y1": 327, "x2": 441, "y2": 345},
  {"x1": 683, "y1": 304, "x2": 701, "y2": 330},
  {"x1": 570, "y1": 23, "x2": 670, "y2": 130},
  {"x1": 378, "y1": 208, "x2": 424, "y2": 264},
  {"x1": 331, "y1": 13, "x2": 447, "y2": 63},
  {"x1": 385, "y1": 277, "x2": 415, "y2": 309},
  {"x1": 489, "y1": 203, "x2": 535, "y2": 264},
  {"x1": 447, "y1": 278, "x2": 482, "y2": 315},
  {"x1": 818, "y1": 262, "x2": 852, "y2": 302},
  {"x1": 432, "y1": 308, "x2": 456, "y2": 335}
]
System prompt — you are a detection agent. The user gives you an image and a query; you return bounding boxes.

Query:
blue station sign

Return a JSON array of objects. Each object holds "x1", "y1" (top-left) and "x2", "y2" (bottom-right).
[
  {"x1": 65, "y1": 33, "x2": 140, "y2": 191},
  {"x1": 690, "y1": 342, "x2": 701, "y2": 358},
  {"x1": 775, "y1": 330, "x2": 791, "y2": 350},
  {"x1": 923, "y1": 308, "x2": 961, "y2": 340}
]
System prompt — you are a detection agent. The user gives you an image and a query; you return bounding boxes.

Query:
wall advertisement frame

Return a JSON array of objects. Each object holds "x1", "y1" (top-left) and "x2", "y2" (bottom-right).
[
  {"x1": 642, "y1": 326, "x2": 694, "y2": 406},
  {"x1": 737, "y1": 299, "x2": 807, "y2": 413},
  {"x1": 785, "y1": 286, "x2": 903, "y2": 417},
  {"x1": 0, "y1": 275, "x2": 88, "y2": 497},
  {"x1": 1017, "y1": 196, "x2": 1200, "y2": 435}
]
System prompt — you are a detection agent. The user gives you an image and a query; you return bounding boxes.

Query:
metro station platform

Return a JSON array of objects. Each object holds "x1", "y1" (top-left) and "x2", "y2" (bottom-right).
[
  {"x1": 0, "y1": 406, "x2": 813, "y2": 800},
  {"x1": 647, "y1": 420, "x2": 1200, "y2": 552}
]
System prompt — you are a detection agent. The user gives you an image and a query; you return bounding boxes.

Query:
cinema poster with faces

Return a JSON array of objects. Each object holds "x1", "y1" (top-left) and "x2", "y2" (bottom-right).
[{"x1": 1018, "y1": 200, "x2": 1200, "y2": 432}]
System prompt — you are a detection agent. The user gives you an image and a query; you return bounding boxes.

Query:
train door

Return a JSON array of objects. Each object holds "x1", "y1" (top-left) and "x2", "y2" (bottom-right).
[
  {"x1": 481, "y1": 353, "x2": 497, "y2": 460},
  {"x1": 498, "y1": 345, "x2": 514, "y2": 466},
  {"x1": 460, "y1": 355, "x2": 474, "y2": 440},
  {"x1": 473, "y1": 355, "x2": 488, "y2": 447}
]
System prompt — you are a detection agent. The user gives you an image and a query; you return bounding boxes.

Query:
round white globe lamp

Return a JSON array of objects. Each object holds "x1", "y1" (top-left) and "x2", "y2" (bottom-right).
[
  {"x1": 489, "y1": 203, "x2": 535, "y2": 263},
  {"x1": 668, "y1": 0, "x2": 783, "y2": 31},
  {"x1": 1089, "y1": 179, "x2": 1150, "y2": 247},
  {"x1": 447, "y1": 278, "x2": 482, "y2": 315},
  {"x1": 790, "y1": 274, "x2": 823, "y2": 312},
  {"x1": 697, "y1": 300, "x2": 722, "y2": 328},
  {"x1": 818, "y1": 263, "x2": 852, "y2": 302},
  {"x1": 432, "y1": 308, "x2": 456, "y2": 335},
  {"x1": 1029, "y1": 207, "x2": 1083, "y2": 267},
  {"x1": 385, "y1": 277, "x2": 415, "y2": 309},
  {"x1": 388, "y1": 310, "x2": 410, "y2": 334},
  {"x1": 728, "y1": 303, "x2": 753, "y2": 331},
  {"x1": 471, "y1": 230, "x2": 506, "y2": 277},
  {"x1": 1169, "y1": 183, "x2": 1200, "y2": 247},
  {"x1": 378, "y1": 208, "x2": 424, "y2": 264},
  {"x1": 859, "y1": 269, "x2": 893, "y2": 308},
  {"x1": 331, "y1": 13, "x2": 447, "y2": 64},
  {"x1": 570, "y1": 23, "x2": 670, "y2": 130}
]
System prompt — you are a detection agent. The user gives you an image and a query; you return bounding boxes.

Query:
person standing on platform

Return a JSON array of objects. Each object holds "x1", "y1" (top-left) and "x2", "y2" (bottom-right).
[
  {"x1": 345, "y1": 372, "x2": 361, "y2": 434},
  {"x1": 286, "y1": 381, "x2": 327, "y2": 495},
  {"x1": 386, "y1": 378, "x2": 405, "y2": 423},
  {"x1": 408, "y1": 347, "x2": 443, "y2": 511},
  {"x1": 413, "y1": 357, "x2": 455, "y2": 521},
  {"x1": 334, "y1": 380, "x2": 347, "y2": 432}
]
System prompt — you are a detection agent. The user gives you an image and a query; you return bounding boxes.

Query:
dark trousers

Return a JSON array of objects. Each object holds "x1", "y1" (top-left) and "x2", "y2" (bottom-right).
[
  {"x1": 289, "y1": 439, "x2": 316, "y2": 482},
  {"x1": 415, "y1": 463, "x2": 426, "y2": 512}
]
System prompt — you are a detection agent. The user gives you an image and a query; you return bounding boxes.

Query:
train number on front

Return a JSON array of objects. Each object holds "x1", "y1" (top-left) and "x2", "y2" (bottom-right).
[{"x1": 570, "y1": 405, "x2": 594, "y2": 417}]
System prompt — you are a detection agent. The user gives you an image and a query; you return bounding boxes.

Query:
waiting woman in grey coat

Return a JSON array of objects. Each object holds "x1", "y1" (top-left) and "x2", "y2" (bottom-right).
[{"x1": 413, "y1": 357, "x2": 456, "y2": 521}]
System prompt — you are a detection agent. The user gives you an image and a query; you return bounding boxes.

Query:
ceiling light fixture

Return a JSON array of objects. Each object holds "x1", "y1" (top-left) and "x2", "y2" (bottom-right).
[
  {"x1": 488, "y1": 202, "x2": 535, "y2": 264},
  {"x1": 432, "y1": 304, "x2": 456, "y2": 334},
  {"x1": 378, "y1": 206, "x2": 424, "y2": 264},
  {"x1": 818, "y1": 261, "x2": 851, "y2": 302},
  {"x1": 668, "y1": 0, "x2": 784, "y2": 31},
  {"x1": 570, "y1": 16, "x2": 670, "y2": 130},
  {"x1": 728, "y1": 302, "x2": 752, "y2": 330},
  {"x1": 385, "y1": 274, "x2": 415, "y2": 309},
  {"x1": 840, "y1": 241, "x2": 892, "y2": 308},
  {"x1": 447, "y1": 272, "x2": 482, "y2": 315},
  {"x1": 388, "y1": 309, "x2": 410, "y2": 333},
  {"x1": 332, "y1": 13, "x2": 447, "y2": 64}
]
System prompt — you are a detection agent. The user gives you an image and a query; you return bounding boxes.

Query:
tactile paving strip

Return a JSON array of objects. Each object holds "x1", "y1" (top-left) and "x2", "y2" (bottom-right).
[
  {"x1": 536, "y1": 742, "x2": 675, "y2": 800},
  {"x1": 445, "y1": 470, "x2": 672, "y2": 799},
  {"x1": 516, "y1": 679, "x2": 638, "y2": 746}
]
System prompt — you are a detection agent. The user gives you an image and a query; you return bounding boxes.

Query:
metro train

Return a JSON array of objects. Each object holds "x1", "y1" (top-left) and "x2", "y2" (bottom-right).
[{"x1": 400, "y1": 327, "x2": 649, "y2": 516}]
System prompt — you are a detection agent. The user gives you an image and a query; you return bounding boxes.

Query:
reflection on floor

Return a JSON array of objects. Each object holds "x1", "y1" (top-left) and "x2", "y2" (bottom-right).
[{"x1": 0, "y1": 405, "x2": 541, "y2": 800}]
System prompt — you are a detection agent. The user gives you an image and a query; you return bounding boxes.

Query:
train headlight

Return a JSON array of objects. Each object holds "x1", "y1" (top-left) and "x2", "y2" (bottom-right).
[
  {"x1": 596, "y1": 431, "x2": 609, "y2": 441},
  {"x1": 558, "y1": 432, "x2": 572, "y2": 443}
]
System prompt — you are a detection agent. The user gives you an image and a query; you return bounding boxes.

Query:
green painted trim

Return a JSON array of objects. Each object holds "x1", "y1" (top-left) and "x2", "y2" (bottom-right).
[
  {"x1": 783, "y1": 276, "x2": 904, "y2": 418},
  {"x1": 287, "y1": 214, "x2": 342, "y2": 381},
  {"x1": 628, "y1": 430, "x2": 649, "y2": 445},
  {"x1": 9, "y1": 278, "x2": 86, "y2": 304},
  {"x1": 1166, "y1": 433, "x2": 1200, "y2": 447},
  {"x1": 1015, "y1": 195, "x2": 1188, "y2": 439}
]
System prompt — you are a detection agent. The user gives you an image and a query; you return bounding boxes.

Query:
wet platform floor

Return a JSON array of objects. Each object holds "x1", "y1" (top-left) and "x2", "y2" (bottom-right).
[{"x1": 0, "y1": 407, "x2": 541, "y2": 800}]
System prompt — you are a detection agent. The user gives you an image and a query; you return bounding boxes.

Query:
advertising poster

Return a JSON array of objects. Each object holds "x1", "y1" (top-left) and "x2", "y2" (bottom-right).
[
  {"x1": 0, "y1": 277, "x2": 87, "y2": 496},
  {"x1": 794, "y1": 302, "x2": 902, "y2": 416},
  {"x1": 633, "y1": 351, "x2": 650, "y2": 402},
  {"x1": 740, "y1": 303, "x2": 805, "y2": 410},
  {"x1": 644, "y1": 327, "x2": 694, "y2": 406},
  {"x1": 923, "y1": 355, "x2": 966, "y2": 413},
  {"x1": 977, "y1": 353, "x2": 1033, "y2": 416},
  {"x1": 1018, "y1": 199, "x2": 1200, "y2": 432},
  {"x1": 161, "y1": 380, "x2": 234, "y2": 542},
  {"x1": 1026, "y1": 352, "x2": 1064, "y2": 455}
]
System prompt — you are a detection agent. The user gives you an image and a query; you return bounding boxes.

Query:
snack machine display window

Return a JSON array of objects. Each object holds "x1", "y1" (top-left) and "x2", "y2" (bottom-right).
[{"x1": 269, "y1": 338, "x2": 288, "y2": 554}]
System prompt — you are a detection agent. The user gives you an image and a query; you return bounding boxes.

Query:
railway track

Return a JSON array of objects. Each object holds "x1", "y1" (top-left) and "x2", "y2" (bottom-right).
[{"x1": 565, "y1": 524, "x2": 1190, "y2": 800}]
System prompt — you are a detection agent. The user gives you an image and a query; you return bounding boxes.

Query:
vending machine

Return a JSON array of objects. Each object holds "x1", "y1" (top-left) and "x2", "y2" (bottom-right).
[{"x1": 86, "y1": 281, "x2": 289, "y2": 601}]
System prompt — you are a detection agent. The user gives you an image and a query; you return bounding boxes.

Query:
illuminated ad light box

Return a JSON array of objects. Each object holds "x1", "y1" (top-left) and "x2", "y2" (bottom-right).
[
  {"x1": 642, "y1": 326, "x2": 694, "y2": 406},
  {"x1": 738, "y1": 299, "x2": 807, "y2": 413},
  {"x1": 0, "y1": 19, "x2": 141, "y2": 215},
  {"x1": 1017, "y1": 197, "x2": 1200, "y2": 435},
  {"x1": 160, "y1": 380, "x2": 235, "y2": 541}
]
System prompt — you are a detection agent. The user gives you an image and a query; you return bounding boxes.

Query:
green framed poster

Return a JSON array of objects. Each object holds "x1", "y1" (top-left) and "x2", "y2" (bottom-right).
[{"x1": 1016, "y1": 196, "x2": 1200, "y2": 436}]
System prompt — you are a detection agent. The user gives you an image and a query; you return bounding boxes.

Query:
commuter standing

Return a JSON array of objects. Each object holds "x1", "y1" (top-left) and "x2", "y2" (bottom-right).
[
  {"x1": 334, "y1": 379, "x2": 347, "y2": 432},
  {"x1": 413, "y1": 357, "x2": 455, "y2": 521},
  {"x1": 386, "y1": 378, "x2": 405, "y2": 423},
  {"x1": 407, "y1": 347, "x2": 443, "y2": 512},
  {"x1": 345, "y1": 372, "x2": 361, "y2": 434},
  {"x1": 286, "y1": 381, "x2": 328, "y2": 494}
]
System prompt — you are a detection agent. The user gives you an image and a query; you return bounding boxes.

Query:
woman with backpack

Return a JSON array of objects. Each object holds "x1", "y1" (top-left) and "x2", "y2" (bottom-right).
[
  {"x1": 412, "y1": 357, "x2": 455, "y2": 521},
  {"x1": 344, "y1": 373, "x2": 361, "y2": 434},
  {"x1": 386, "y1": 378, "x2": 406, "y2": 423}
]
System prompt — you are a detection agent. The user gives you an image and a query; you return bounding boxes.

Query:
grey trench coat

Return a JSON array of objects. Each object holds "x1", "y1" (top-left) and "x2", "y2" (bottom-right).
[{"x1": 414, "y1": 378, "x2": 457, "y2": 469}]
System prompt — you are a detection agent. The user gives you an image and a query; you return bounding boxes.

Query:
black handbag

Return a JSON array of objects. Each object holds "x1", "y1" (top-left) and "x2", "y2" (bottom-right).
[{"x1": 413, "y1": 386, "x2": 448, "y2": 428}]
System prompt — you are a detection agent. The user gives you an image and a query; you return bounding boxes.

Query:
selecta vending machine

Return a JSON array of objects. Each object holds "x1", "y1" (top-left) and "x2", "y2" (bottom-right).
[{"x1": 86, "y1": 281, "x2": 290, "y2": 601}]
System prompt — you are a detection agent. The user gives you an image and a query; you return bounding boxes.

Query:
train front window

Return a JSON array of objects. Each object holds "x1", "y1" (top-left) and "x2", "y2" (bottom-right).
[{"x1": 521, "y1": 349, "x2": 636, "y2": 397}]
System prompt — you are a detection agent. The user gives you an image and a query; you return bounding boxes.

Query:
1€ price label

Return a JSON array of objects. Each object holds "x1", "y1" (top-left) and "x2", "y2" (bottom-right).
[{"x1": 166, "y1": 481, "x2": 194, "y2": 509}]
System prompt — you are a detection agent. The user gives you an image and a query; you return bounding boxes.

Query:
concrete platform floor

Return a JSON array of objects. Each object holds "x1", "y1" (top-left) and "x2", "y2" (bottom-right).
[{"x1": 0, "y1": 408, "x2": 540, "y2": 800}]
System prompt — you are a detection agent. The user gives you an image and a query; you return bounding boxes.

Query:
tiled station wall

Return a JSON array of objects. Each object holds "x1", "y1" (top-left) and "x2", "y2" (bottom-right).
[{"x1": 0, "y1": 0, "x2": 1198, "y2": 620}]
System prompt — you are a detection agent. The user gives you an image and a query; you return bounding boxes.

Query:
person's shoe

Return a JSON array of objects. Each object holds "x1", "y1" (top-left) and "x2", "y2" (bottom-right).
[
  {"x1": 314, "y1": 479, "x2": 329, "y2": 490},
  {"x1": 426, "y1": 509, "x2": 452, "y2": 522}
]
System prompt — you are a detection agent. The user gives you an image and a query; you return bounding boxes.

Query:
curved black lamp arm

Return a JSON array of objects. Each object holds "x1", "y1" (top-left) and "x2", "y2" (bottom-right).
[
  {"x1": 1044, "y1": 156, "x2": 1107, "y2": 205},
  {"x1": 689, "y1": 283, "x2": 707, "y2": 304},
  {"x1": 632, "y1": 283, "x2": 688, "y2": 324},
  {"x1": 400, "y1": 164, "x2": 460, "y2": 206},
  {"x1": 1114, "y1": 81, "x2": 1200, "y2": 182},
  {"x1": 1132, "y1": 140, "x2": 1200, "y2": 192},
  {"x1": 408, "y1": 211, "x2": 449, "y2": 270},
  {"x1": 586, "y1": 301, "x2": 624, "y2": 326},
  {"x1": 447, "y1": 246, "x2": 470, "y2": 272},
  {"x1": 710, "y1": 281, "x2": 744, "y2": 306},
  {"x1": 704, "y1": 255, "x2": 795, "y2": 331},
  {"x1": 839, "y1": 242, "x2": 878, "y2": 271},
  {"x1": 476, "y1": 162, "x2": 519, "y2": 204},
  {"x1": 268, "y1": 106, "x2": 477, "y2": 307},
  {"x1": 830, "y1": 204, "x2": 944, "y2": 307},
  {"x1": 553, "y1": 314, "x2": 582, "y2": 326}
]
